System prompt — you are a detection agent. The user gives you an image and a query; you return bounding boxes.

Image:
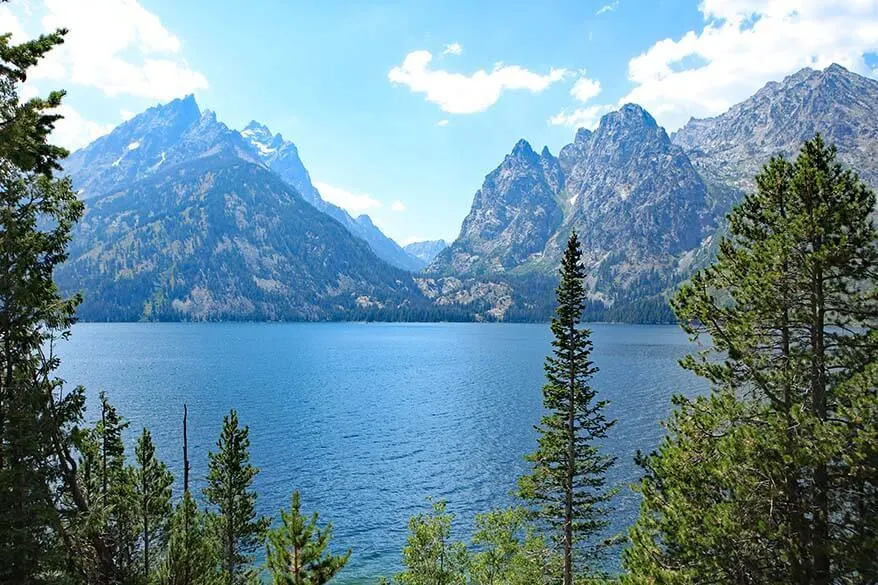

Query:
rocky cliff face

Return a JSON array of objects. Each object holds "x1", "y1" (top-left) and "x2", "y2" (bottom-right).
[
  {"x1": 431, "y1": 104, "x2": 713, "y2": 312},
  {"x1": 431, "y1": 65, "x2": 878, "y2": 320},
  {"x1": 548, "y1": 104, "x2": 713, "y2": 300},
  {"x1": 673, "y1": 64, "x2": 878, "y2": 191},
  {"x1": 428, "y1": 140, "x2": 565, "y2": 275},
  {"x1": 64, "y1": 95, "x2": 258, "y2": 200}
]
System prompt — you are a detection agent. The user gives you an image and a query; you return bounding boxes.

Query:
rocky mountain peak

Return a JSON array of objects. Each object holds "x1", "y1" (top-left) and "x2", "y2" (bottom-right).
[
  {"x1": 243, "y1": 120, "x2": 271, "y2": 135},
  {"x1": 673, "y1": 63, "x2": 878, "y2": 190},
  {"x1": 578, "y1": 103, "x2": 676, "y2": 169},
  {"x1": 574, "y1": 127, "x2": 592, "y2": 144},
  {"x1": 144, "y1": 94, "x2": 201, "y2": 131},
  {"x1": 240, "y1": 120, "x2": 289, "y2": 158},
  {"x1": 428, "y1": 134, "x2": 566, "y2": 275},
  {"x1": 597, "y1": 103, "x2": 661, "y2": 136},
  {"x1": 509, "y1": 138, "x2": 537, "y2": 160}
]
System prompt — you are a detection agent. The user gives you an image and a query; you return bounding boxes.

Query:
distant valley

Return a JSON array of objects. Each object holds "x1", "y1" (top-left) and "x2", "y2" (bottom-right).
[{"x1": 58, "y1": 64, "x2": 878, "y2": 323}]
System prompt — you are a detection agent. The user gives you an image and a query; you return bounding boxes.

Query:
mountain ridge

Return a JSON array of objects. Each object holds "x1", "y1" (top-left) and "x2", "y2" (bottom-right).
[
  {"x1": 428, "y1": 64, "x2": 878, "y2": 321},
  {"x1": 59, "y1": 63, "x2": 878, "y2": 323},
  {"x1": 65, "y1": 97, "x2": 421, "y2": 271},
  {"x1": 57, "y1": 154, "x2": 436, "y2": 321}
]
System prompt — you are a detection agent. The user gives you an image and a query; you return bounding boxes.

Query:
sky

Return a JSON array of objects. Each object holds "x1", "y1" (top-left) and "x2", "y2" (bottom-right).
[{"x1": 3, "y1": 0, "x2": 878, "y2": 245}]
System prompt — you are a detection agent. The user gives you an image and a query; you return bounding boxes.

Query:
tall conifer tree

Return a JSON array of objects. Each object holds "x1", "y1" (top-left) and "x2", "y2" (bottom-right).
[
  {"x1": 265, "y1": 490, "x2": 350, "y2": 585},
  {"x1": 204, "y1": 410, "x2": 269, "y2": 585},
  {"x1": 518, "y1": 232, "x2": 617, "y2": 585},
  {"x1": 0, "y1": 9, "x2": 85, "y2": 582},
  {"x1": 134, "y1": 428, "x2": 173, "y2": 578},
  {"x1": 624, "y1": 136, "x2": 878, "y2": 584}
]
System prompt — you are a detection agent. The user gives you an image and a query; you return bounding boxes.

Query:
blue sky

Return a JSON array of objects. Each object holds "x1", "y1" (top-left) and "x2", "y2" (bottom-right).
[{"x1": 4, "y1": 0, "x2": 878, "y2": 245}]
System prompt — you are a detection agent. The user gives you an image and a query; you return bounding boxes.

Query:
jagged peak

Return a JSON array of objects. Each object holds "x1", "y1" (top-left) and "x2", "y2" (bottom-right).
[
  {"x1": 824, "y1": 62, "x2": 849, "y2": 75},
  {"x1": 165, "y1": 94, "x2": 200, "y2": 116},
  {"x1": 178, "y1": 93, "x2": 199, "y2": 108},
  {"x1": 779, "y1": 62, "x2": 869, "y2": 88},
  {"x1": 356, "y1": 214, "x2": 376, "y2": 227},
  {"x1": 241, "y1": 120, "x2": 288, "y2": 150},
  {"x1": 574, "y1": 127, "x2": 592, "y2": 144},
  {"x1": 243, "y1": 120, "x2": 270, "y2": 133},
  {"x1": 594, "y1": 103, "x2": 660, "y2": 135},
  {"x1": 136, "y1": 94, "x2": 201, "y2": 121},
  {"x1": 509, "y1": 138, "x2": 537, "y2": 160},
  {"x1": 540, "y1": 145, "x2": 555, "y2": 159}
]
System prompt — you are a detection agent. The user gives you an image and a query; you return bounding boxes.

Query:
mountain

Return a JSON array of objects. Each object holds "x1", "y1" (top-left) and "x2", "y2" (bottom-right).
[
  {"x1": 403, "y1": 240, "x2": 448, "y2": 265},
  {"x1": 430, "y1": 65, "x2": 878, "y2": 322},
  {"x1": 428, "y1": 140, "x2": 565, "y2": 275},
  {"x1": 65, "y1": 98, "x2": 419, "y2": 272},
  {"x1": 429, "y1": 104, "x2": 714, "y2": 319},
  {"x1": 239, "y1": 120, "x2": 322, "y2": 205},
  {"x1": 59, "y1": 64, "x2": 878, "y2": 323},
  {"x1": 56, "y1": 155, "x2": 431, "y2": 321},
  {"x1": 237, "y1": 121, "x2": 423, "y2": 272},
  {"x1": 673, "y1": 64, "x2": 878, "y2": 191},
  {"x1": 64, "y1": 95, "x2": 258, "y2": 200}
]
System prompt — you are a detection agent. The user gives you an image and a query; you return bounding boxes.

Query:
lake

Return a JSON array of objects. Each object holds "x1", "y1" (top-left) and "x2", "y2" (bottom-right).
[{"x1": 55, "y1": 322, "x2": 705, "y2": 583}]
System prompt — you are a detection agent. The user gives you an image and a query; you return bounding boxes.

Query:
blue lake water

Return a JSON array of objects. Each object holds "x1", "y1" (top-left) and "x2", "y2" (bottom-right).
[{"x1": 56, "y1": 322, "x2": 705, "y2": 583}]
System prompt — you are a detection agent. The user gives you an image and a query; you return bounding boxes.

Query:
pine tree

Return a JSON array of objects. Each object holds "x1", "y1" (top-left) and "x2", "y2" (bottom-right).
[
  {"x1": 156, "y1": 404, "x2": 220, "y2": 585},
  {"x1": 157, "y1": 492, "x2": 221, "y2": 585},
  {"x1": 134, "y1": 428, "x2": 173, "y2": 578},
  {"x1": 395, "y1": 500, "x2": 468, "y2": 585},
  {"x1": 624, "y1": 136, "x2": 878, "y2": 584},
  {"x1": 204, "y1": 410, "x2": 269, "y2": 585},
  {"x1": 518, "y1": 232, "x2": 617, "y2": 585},
  {"x1": 265, "y1": 491, "x2": 350, "y2": 585},
  {"x1": 67, "y1": 394, "x2": 140, "y2": 584},
  {"x1": 0, "y1": 11, "x2": 85, "y2": 584},
  {"x1": 100, "y1": 393, "x2": 140, "y2": 582}
]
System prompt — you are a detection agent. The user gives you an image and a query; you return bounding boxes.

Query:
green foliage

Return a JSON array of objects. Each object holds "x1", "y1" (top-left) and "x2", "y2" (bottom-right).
[
  {"x1": 0, "y1": 9, "x2": 86, "y2": 583},
  {"x1": 99, "y1": 394, "x2": 140, "y2": 582},
  {"x1": 395, "y1": 500, "x2": 468, "y2": 585},
  {"x1": 0, "y1": 24, "x2": 69, "y2": 174},
  {"x1": 134, "y1": 428, "x2": 174, "y2": 578},
  {"x1": 470, "y1": 507, "x2": 558, "y2": 585},
  {"x1": 624, "y1": 136, "x2": 878, "y2": 584},
  {"x1": 155, "y1": 491, "x2": 221, "y2": 585},
  {"x1": 265, "y1": 490, "x2": 350, "y2": 585},
  {"x1": 519, "y1": 233, "x2": 617, "y2": 585},
  {"x1": 393, "y1": 502, "x2": 557, "y2": 585},
  {"x1": 204, "y1": 409, "x2": 270, "y2": 585}
]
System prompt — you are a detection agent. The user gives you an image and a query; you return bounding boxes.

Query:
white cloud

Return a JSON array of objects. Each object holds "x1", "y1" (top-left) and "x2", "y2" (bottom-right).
[
  {"x1": 10, "y1": 0, "x2": 208, "y2": 100},
  {"x1": 443, "y1": 42, "x2": 463, "y2": 56},
  {"x1": 619, "y1": 0, "x2": 878, "y2": 130},
  {"x1": 436, "y1": 119, "x2": 449, "y2": 127},
  {"x1": 52, "y1": 104, "x2": 115, "y2": 150},
  {"x1": 549, "y1": 104, "x2": 613, "y2": 129},
  {"x1": 390, "y1": 200, "x2": 406, "y2": 212},
  {"x1": 570, "y1": 75, "x2": 601, "y2": 102},
  {"x1": 314, "y1": 181, "x2": 382, "y2": 214},
  {"x1": 0, "y1": 4, "x2": 27, "y2": 41},
  {"x1": 596, "y1": 1, "x2": 619, "y2": 15},
  {"x1": 389, "y1": 50, "x2": 568, "y2": 114}
]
